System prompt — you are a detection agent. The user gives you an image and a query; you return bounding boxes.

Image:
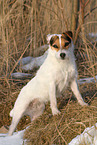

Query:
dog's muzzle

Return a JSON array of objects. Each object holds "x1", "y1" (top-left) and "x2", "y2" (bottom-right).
[{"x1": 60, "y1": 53, "x2": 66, "y2": 59}]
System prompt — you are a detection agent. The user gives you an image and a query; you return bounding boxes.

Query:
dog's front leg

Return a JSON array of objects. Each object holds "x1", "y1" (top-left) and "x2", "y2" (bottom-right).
[
  {"x1": 70, "y1": 79, "x2": 88, "y2": 106},
  {"x1": 49, "y1": 82, "x2": 60, "y2": 115}
]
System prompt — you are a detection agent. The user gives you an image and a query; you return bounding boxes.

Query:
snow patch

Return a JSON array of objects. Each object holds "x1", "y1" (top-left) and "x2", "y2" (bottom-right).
[
  {"x1": 69, "y1": 123, "x2": 97, "y2": 145},
  {"x1": 89, "y1": 33, "x2": 97, "y2": 37},
  {"x1": 0, "y1": 130, "x2": 25, "y2": 145}
]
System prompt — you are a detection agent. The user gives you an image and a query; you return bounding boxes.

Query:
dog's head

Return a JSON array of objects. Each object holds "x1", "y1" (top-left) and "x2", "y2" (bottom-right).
[{"x1": 47, "y1": 31, "x2": 74, "y2": 60}]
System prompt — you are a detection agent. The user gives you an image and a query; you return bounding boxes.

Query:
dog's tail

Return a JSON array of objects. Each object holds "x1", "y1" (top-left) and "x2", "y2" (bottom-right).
[{"x1": 10, "y1": 109, "x2": 14, "y2": 117}]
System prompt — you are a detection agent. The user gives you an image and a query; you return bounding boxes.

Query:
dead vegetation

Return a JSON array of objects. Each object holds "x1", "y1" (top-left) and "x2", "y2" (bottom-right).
[{"x1": 0, "y1": 0, "x2": 97, "y2": 144}]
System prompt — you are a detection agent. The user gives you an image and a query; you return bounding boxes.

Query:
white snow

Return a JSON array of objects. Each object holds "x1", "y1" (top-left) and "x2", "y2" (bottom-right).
[
  {"x1": 89, "y1": 33, "x2": 97, "y2": 37},
  {"x1": 78, "y1": 75, "x2": 97, "y2": 84},
  {"x1": 0, "y1": 129, "x2": 25, "y2": 145},
  {"x1": 69, "y1": 123, "x2": 97, "y2": 145}
]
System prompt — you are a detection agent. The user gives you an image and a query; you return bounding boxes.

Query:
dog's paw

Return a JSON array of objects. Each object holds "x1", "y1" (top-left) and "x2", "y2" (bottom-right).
[
  {"x1": 79, "y1": 101, "x2": 88, "y2": 106},
  {"x1": 52, "y1": 108, "x2": 61, "y2": 116}
]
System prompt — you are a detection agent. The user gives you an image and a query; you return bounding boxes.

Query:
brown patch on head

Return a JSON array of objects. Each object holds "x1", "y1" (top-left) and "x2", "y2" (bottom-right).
[
  {"x1": 61, "y1": 37, "x2": 70, "y2": 50},
  {"x1": 50, "y1": 36, "x2": 59, "y2": 45},
  {"x1": 50, "y1": 36, "x2": 60, "y2": 51}
]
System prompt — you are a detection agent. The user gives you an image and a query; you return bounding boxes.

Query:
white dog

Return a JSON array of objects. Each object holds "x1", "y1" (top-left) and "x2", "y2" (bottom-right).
[{"x1": 8, "y1": 31, "x2": 88, "y2": 136}]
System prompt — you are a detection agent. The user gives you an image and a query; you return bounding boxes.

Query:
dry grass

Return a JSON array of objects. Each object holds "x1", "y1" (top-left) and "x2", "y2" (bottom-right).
[{"x1": 0, "y1": 0, "x2": 97, "y2": 145}]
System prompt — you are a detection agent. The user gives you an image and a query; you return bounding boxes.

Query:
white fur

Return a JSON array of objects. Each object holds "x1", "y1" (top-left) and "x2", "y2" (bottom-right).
[{"x1": 8, "y1": 33, "x2": 88, "y2": 136}]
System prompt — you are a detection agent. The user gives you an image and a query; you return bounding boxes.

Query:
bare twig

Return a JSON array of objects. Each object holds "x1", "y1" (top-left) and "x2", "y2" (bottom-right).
[{"x1": 9, "y1": 39, "x2": 33, "y2": 78}]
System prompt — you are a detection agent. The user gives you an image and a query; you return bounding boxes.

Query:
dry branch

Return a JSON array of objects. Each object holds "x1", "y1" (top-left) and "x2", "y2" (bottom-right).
[{"x1": 11, "y1": 72, "x2": 33, "y2": 79}]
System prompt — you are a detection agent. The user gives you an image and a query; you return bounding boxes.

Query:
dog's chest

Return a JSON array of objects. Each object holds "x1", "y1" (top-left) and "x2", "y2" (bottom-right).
[{"x1": 56, "y1": 64, "x2": 76, "y2": 92}]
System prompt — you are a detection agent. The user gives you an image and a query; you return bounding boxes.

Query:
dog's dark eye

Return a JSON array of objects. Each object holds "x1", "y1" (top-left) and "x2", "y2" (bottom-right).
[
  {"x1": 64, "y1": 42, "x2": 69, "y2": 47},
  {"x1": 53, "y1": 45, "x2": 58, "y2": 48}
]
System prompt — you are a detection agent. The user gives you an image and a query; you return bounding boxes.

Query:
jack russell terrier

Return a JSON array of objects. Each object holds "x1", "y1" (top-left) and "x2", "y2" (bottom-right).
[{"x1": 8, "y1": 31, "x2": 88, "y2": 136}]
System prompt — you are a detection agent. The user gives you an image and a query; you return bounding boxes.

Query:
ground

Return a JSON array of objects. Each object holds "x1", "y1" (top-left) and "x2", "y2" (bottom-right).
[{"x1": 0, "y1": 77, "x2": 97, "y2": 144}]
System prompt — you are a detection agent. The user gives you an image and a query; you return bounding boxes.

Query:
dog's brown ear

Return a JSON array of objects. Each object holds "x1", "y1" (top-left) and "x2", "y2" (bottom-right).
[
  {"x1": 62, "y1": 31, "x2": 73, "y2": 39},
  {"x1": 62, "y1": 31, "x2": 73, "y2": 43}
]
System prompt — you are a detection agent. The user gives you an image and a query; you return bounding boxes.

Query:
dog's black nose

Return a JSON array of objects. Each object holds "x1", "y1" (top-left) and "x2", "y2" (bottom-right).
[{"x1": 60, "y1": 53, "x2": 66, "y2": 59}]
